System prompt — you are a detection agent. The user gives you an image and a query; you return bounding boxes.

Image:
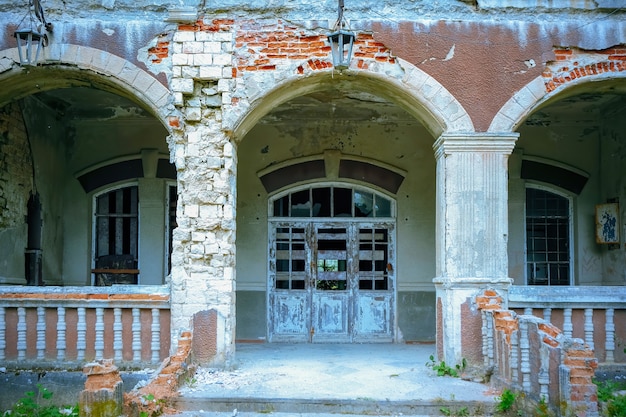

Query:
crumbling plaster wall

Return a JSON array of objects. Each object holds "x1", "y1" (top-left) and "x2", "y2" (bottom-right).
[{"x1": 0, "y1": 102, "x2": 31, "y2": 283}]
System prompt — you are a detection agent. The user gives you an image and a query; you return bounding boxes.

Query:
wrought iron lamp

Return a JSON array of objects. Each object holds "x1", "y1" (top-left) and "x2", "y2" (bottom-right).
[
  {"x1": 14, "y1": 28, "x2": 45, "y2": 66},
  {"x1": 14, "y1": 0, "x2": 51, "y2": 66},
  {"x1": 327, "y1": 0, "x2": 355, "y2": 69}
]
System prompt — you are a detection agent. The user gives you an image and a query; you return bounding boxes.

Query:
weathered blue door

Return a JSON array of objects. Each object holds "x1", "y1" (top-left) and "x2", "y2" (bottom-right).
[{"x1": 268, "y1": 221, "x2": 395, "y2": 342}]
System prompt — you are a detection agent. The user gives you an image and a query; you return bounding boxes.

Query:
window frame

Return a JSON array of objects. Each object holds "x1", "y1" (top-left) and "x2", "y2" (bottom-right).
[
  {"x1": 91, "y1": 182, "x2": 140, "y2": 285},
  {"x1": 524, "y1": 183, "x2": 574, "y2": 286},
  {"x1": 268, "y1": 183, "x2": 396, "y2": 220}
]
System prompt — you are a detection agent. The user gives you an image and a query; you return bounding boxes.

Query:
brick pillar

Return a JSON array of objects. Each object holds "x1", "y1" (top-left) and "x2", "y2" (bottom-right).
[
  {"x1": 433, "y1": 133, "x2": 518, "y2": 366},
  {"x1": 79, "y1": 359, "x2": 123, "y2": 417},
  {"x1": 561, "y1": 340, "x2": 599, "y2": 417}
]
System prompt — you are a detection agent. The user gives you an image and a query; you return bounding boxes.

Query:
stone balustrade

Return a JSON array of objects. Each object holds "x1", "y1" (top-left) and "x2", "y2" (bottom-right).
[
  {"x1": 508, "y1": 286, "x2": 626, "y2": 364},
  {"x1": 477, "y1": 286, "x2": 626, "y2": 417},
  {"x1": 0, "y1": 285, "x2": 170, "y2": 370}
]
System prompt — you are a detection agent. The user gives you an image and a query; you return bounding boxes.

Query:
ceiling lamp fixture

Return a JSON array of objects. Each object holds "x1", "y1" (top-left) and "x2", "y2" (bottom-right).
[
  {"x1": 14, "y1": 0, "x2": 52, "y2": 66},
  {"x1": 327, "y1": 0, "x2": 355, "y2": 70}
]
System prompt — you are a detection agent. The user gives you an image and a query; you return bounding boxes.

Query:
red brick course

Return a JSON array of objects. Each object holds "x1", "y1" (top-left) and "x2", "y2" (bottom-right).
[{"x1": 544, "y1": 47, "x2": 626, "y2": 92}]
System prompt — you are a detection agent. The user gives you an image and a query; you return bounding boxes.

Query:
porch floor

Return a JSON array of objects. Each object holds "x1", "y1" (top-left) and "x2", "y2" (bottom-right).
[{"x1": 170, "y1": 343, "x2": 498, "y2": 416}]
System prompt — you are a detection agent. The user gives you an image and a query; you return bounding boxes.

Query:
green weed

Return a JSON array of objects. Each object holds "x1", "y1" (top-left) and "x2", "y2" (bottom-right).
[
  {"x1": 495, "y1": 388, "x2": 518, "y2": 413},
  {"x1": 2, "y1": 384, "x2": 79, "y2": 417},
  {"x1": 426, "y1": 355, "x2": 466, "y2": 377}
]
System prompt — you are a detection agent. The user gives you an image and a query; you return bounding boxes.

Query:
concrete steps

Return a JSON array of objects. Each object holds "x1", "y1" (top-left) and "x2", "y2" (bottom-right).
[{"x1": 171, "y1": 396, "x2": 496, "y2": 416}]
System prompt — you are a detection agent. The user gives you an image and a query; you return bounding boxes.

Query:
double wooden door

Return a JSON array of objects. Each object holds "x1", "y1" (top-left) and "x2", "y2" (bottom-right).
[{"x1": 268, "y1": 221, "x2": 395, "y2": 343}]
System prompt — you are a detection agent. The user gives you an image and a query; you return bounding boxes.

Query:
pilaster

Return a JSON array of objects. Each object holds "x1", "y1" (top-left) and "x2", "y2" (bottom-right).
[{"x1": 432, "y1": 132, "x2": 518, "y2": 365}]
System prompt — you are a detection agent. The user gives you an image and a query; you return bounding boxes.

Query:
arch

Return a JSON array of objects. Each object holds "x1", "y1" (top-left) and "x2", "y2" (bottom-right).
[
  {"x1": 257, "y1": 152, "x2": 406, "y2": 196},
  {"x1": 489, "y1": 71, "x2": 626, "y2": 133},
  {"x1": 0, "y1": 44, "x2": 174, "y2": 132},
  {"x1": 230, "y1": 57, "x2": 474, "y2": 141}
]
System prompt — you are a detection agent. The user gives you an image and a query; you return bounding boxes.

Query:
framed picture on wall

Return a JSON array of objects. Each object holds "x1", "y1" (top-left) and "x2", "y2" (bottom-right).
[{"x1": 595, "y1": 203, "x2": 620, "y2": 244}]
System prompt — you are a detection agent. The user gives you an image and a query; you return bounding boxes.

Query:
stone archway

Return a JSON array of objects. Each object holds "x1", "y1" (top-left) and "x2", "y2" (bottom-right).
[
  {"x1": 229, "y1": 57, "x2": 474, "y2": 143},
  {"x1": 0, "y1": 44, "x2": 175, "y2": 125},
  {"x1": 0, "y1": 45, "x2": 176, "y2": 288},
  {"x1": 230, "y1": 58, "x2": 471, "y2": 347},
  {"x1": 489, "y1": 48, "x2": 626, "y2": 133}
]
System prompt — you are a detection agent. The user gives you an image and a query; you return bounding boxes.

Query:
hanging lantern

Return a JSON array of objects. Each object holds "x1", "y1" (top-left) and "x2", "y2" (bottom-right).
[
  {"x1": 327, "y1": 0, "x2": 355, "y2": 70},
  {"x1": 14, "y1": 28, "x2": 45, "y2": 66},
  {"x1": 327, "y1": 29, "x2": 355, "y2": 70},
  {"x1": 13, "y1": 0, "x2": 51, "y2": 67}
]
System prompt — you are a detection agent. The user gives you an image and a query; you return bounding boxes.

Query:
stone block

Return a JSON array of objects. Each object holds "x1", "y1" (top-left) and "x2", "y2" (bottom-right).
[
  {"x1": 199, "y1": 65, "x2": 222, "y2": 80},
  {"x1": 203, "y1": 41, "x2": 222, "y2": 53},
  {"x1": 193, "y1": 53, "x2": 213, "y2": 66}
]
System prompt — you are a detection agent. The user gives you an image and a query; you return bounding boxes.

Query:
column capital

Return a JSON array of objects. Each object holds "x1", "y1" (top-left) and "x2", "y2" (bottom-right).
[{"x1": 433, "y1": 132, "x2": 519, "y2": 159}]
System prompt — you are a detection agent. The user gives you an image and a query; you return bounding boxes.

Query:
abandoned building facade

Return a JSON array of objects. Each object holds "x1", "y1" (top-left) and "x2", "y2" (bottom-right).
[{"x1": 0, "y1": 2, "x2": 625, "y2": 405}]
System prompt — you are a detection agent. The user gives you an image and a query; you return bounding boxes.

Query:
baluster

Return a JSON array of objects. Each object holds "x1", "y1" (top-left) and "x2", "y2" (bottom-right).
[
  {"x1": 0, "y1": 307, "x2": 6, "y2": 360},
  {"x1": 543, "y1": 308, "x2": 552, "y2": 324},
  {"x1": 538, "y1": 348, "x2": 550, "y2": 402},
  {"x1": 76, "y1": 308, "x2": 86, "y2": 361},
  {"x1": 563, "y1": 308, "x2": 573, "y2": 338},
  {"x1": 114, "y1": 308, "x2": 123, "y2": 363},
  {"x1": 524, "y1": 308, "x2": 533, "y2": 316},
  {"x1": 57, "y1": 307, "x2": 66, "y2": 360},
  {"x1": 584, "y1": 308, "x2": 594, "y2": 350},
  {"x1": 511, "y1": 328, "x2": 519, "y2": 384},
  {"x1": 132, "y1": 308, "x2": 141, "y2": 362},
  {"x1": 95, "y1": 307, "x2": 105, "y2": 359},
  {"x1": 519, "y1": 319, "x2": 531, "y2": 392},
  {"x1": 151, "y1": 309, "x2": 160, "y2": 363},
  {"x1": 37, "y1": 307, "x2": 46, "y2": 359},
  {"x1": 17, "y1": 307, "x2": 27, "y2": 360},
  {"x1": 605, "y1": 308, "x2": 615, "y2": 363}
]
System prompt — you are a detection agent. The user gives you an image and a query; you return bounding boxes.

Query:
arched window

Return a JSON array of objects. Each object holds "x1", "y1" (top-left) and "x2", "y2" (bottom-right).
[
  {"x1": 271, "y1": 185, "x2": 393, "y2": 218},
  {"x1": 525, "y1": 186, "x2": 572, "y2": 285}
]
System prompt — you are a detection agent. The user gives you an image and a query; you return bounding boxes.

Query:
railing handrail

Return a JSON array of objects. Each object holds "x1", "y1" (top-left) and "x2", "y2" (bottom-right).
[
  {"x1": 509, "y1": 285, "x2": 626, "y2": 308},
  {"x1": 0, "y1": 285, "x2": 170, "y2": 309}
]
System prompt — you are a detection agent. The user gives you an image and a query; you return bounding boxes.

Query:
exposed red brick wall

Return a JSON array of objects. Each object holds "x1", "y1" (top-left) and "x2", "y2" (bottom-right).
[
  {"x1": 147, "y1": 33, "x2": 170, "y2": 64},
  {"x1": 232, "y1": 20, "x2": 396, "y2": 75},
  {"x1": 543, "y1": 47, "x2": 626, "y2": 92},
  {"x1": 178, "y1": 18, "x2": 234, "y2": 33},
  {"x1": 124, "y1": 332, "x2": 194, "y2": 417},
  {"x1": 564, "y1": 342, "x2": 599, "y2": 416}
]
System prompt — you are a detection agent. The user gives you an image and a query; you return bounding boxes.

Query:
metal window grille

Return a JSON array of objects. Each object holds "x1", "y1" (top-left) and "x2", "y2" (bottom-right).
[{"x1": 526, "y1": 188, "x2": 570, "y2": 285}]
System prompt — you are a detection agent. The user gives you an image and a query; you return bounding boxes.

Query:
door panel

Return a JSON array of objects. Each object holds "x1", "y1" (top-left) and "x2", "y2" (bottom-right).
[
  {"x1": 312, "y1": 293, "x2": 349, "y2": 341},
  {"x1": 312, "y1": 226, "x2": 350, "y2": 342},
  {"x1": 270, "y1": 292, "x2": 310, "y2": 342},
  {"x1": 354, "y1": 294, "x2": 392, "y2": 342},
  {"x1": 268, "y1": 221, "x2": 395, "y2": 343}
]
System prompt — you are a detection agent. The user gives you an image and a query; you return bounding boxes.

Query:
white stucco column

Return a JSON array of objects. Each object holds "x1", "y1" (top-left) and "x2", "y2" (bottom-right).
[{"x1": 433, "y1": 132, "x2": 518, "y2": 366}]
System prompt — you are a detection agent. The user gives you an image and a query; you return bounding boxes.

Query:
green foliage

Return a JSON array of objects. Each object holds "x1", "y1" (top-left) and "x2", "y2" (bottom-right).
[
  {"x1": 439, "y1": 406, "x2": 469, "y2": 417},
  {"x1": 534, "y1": 396, "x2": 555, "y2": 417},
  {"x1": 595, "y1": 379, "x2": 626, "y2": 403},
  {"x1": 139, "y1": 394, "x2": 166, "y2": 417},
  {"x1": 605, "y1": 393, "x2": 626, "y2": 417},
  {"x1": 495, "y1": 388, "x2": 518, "y2": 413},
  {"x1": 2, "y1": 384, "x2": 79, "y2": 417},
  {"x1": 595, "y1": 378, "x2": 626, "y2": 417},
  {"x1": 426, "y1": 355, "x2": 466, "y2": 378}
]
